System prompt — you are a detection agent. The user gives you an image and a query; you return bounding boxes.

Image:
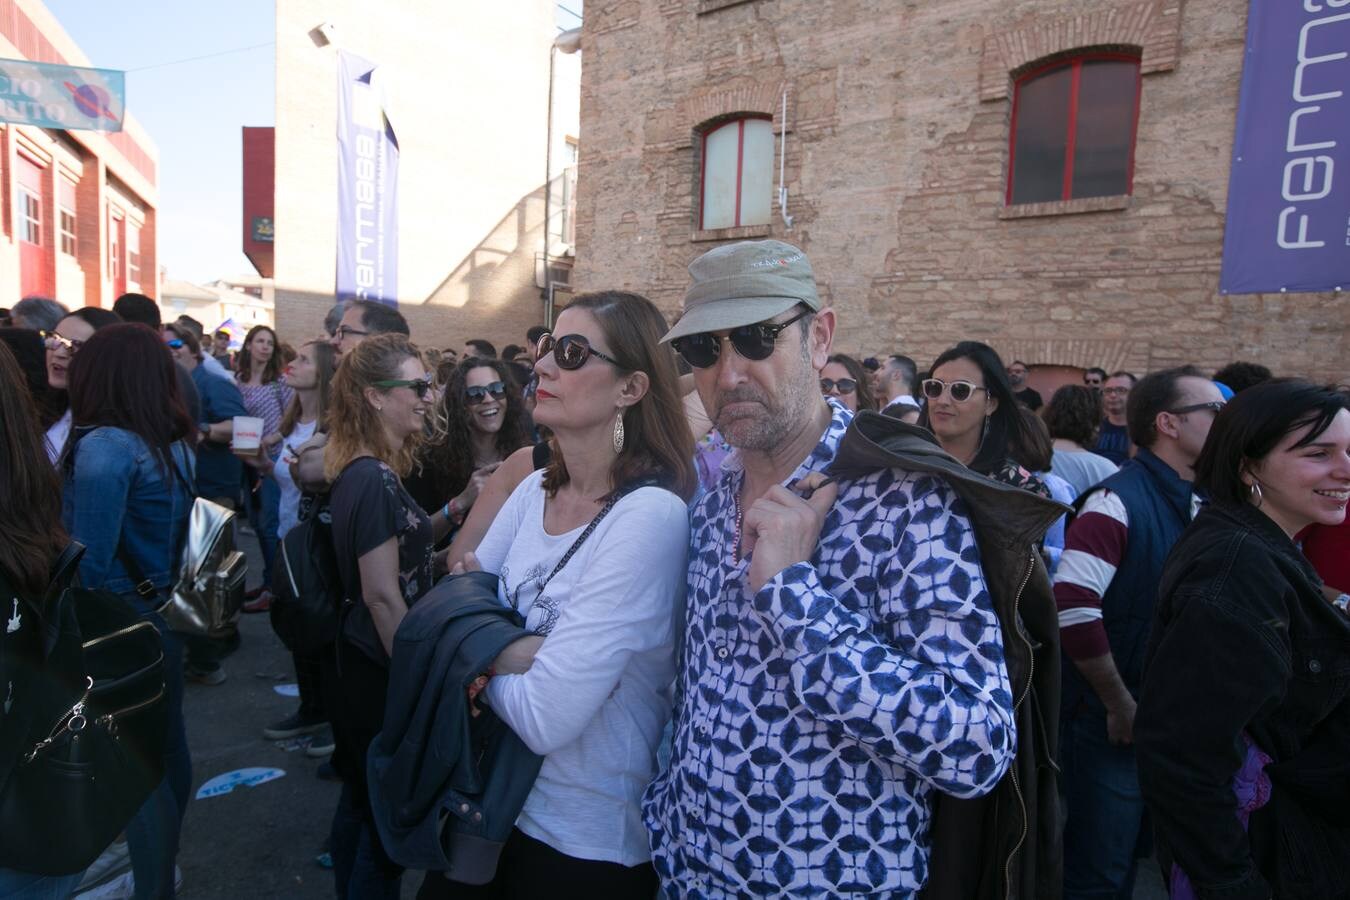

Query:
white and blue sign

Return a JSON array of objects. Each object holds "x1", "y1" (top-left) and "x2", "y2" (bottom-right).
[
  {"x1": 195, "y1": 767, "x2": 285, "y2": 800},
  {"x1": 0, "y1": 58, "x2": 125, "y2": 132}
]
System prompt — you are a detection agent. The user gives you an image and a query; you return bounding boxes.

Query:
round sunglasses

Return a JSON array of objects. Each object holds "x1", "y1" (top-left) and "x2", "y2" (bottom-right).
[
  {"x1": 670, "y1": 308, "x2": 811, "y2": 369},
  {"x1": 820, "y1": 377, "x2": 857, "y2": 394},
  {"x1": 465, "y1": 381, "x2": 507, "y2": 405},
  {"x1": 373, "y1": 377, "x2": 434, "y2": 399},
  {"x1": 536, "y1": 333, "x2": 622, "y2": 370},
  {"x1": 921, "y1": 378, "x2": 988, "y2": 403}
]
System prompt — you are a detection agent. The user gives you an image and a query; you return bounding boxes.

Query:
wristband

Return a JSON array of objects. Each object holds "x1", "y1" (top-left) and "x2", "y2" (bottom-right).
[{"x1": 442, "y1": 498, "x2": 464, "y2": 523}]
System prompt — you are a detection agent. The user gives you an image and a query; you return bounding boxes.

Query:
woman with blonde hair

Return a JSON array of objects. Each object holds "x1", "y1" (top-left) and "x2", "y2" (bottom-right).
[{"x1": 322, "y1": 333, "x2": 436, "y2": 898}]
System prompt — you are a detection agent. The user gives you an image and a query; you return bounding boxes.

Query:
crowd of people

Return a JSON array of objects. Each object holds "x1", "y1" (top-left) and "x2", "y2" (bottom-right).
[{"x1": 0, "y1": 239, "x2": 1347, "y2": 900}]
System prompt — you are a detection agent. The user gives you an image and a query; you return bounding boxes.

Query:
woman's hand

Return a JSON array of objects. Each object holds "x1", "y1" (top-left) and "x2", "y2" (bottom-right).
[
  {"x1": 458, "y1": 463, "x2": 501, "y2": 510},
  {"x1": 449, "y1": 551, "x2": 483, "y2": 576}
]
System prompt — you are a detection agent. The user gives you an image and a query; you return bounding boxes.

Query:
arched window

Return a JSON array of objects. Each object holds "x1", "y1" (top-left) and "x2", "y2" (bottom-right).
[
  {"x1": 699, "y1": 115, "x2": 773, "y2": 230},
  {"x1": 1007, "y1": 53, "x2": 1141, "y2": 205}
]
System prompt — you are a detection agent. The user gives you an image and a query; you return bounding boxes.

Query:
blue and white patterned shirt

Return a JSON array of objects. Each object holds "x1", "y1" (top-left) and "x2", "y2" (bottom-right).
[{"x1": 643, "y1": 402, "x2": 1015, "y2": 897}]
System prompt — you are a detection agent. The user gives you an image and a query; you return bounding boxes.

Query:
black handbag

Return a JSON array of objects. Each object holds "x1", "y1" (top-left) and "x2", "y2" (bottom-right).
[
  {"x1": 271, "y1": 492, "x2": 341, "y2": 655},
  {"x1": 0, "y1": 543, "x2": 169, "y2": 876}
]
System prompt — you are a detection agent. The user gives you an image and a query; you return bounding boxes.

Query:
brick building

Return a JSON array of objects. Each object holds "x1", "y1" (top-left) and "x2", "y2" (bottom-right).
[
  {"x1": 0, "y1": 0, "x2": 158, "y2": 310},
  {"x1": 571, "y1": 0, "x2": 1349, "y2": 387},
  {"x1": 270, "y1": 0, "x2": 580, "y2": 351}
]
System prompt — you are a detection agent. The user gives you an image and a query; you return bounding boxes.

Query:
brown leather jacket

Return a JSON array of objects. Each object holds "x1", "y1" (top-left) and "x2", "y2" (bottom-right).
[{"x1": 831, "y1": 411, "x2": 1067, "y2": 900}]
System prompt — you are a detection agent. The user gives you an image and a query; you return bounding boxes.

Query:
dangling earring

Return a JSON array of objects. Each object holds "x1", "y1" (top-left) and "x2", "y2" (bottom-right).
[
  {"x1": 1249, "y1": 481, "x2": 1263, "y2": 508},
  {"x1": 613, "y1": 410, "x2": 626, "y2": 454}
]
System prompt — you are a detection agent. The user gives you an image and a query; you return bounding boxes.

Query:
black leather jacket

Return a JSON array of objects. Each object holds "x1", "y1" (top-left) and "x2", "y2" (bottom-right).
[{"x1": 1136, "y1": 503, "x2": 1350, "y2": 900}]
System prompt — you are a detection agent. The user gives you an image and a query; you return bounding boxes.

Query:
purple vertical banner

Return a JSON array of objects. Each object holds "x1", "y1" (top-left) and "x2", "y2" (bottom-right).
[
  {"x1": 1225, "y1": 0, "x2": 1350, "y2": 295},
  {"x1": 336, "y1": 51, "x2": 399, "y2": 305},
  {"x1": 1220, "y1": 1, "x2": 1350, "y2": 295}
]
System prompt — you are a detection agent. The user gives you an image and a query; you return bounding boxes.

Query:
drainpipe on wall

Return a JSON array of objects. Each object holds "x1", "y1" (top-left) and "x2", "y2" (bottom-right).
[{"x1": 545, "y1": 27, "x2": 583, "y2": 325}]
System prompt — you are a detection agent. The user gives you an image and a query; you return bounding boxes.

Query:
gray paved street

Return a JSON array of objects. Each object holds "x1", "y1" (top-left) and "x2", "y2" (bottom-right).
[{"x1": 172, "y1": 529, "x2": 1164, "y2": 899}]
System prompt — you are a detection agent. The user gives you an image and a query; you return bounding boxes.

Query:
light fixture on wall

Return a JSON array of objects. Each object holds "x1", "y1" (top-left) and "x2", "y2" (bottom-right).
[{"x1": 309, "y1": 22, "x2": 337, "y2": 48}]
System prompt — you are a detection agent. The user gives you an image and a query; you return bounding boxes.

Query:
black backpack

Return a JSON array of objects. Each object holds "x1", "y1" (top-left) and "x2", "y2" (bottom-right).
[
  {"x1": 271, "y1": 493, "x2": 341, "y2": 655},
  {"x1": 0, "y1": 543, "x2": 168, "y2": 875}
]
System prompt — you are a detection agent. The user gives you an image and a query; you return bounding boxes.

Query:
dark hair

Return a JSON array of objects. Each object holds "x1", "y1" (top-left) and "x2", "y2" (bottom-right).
[
  {"x1": 419, "y1": 358, "x2": 530, "y2": 499},
  {"x1": 112, "y1": 292, "x2": 161, "y2": 327},
  {"x1": 825, "y1": 353, "x2": 876, "y2": 412},
  {"x1": 1126, "y1": 365, "x2": 1203, "y2": 448},
  {"x1": 323, "y1": 302, "x2": 347, "y2": 338},
  {"x1": 861, "y1": 356, "x2": 881, "y2": 372},
  {"x1": 1009, "y1": 406, "x2": 1054, "y2": 473},
  {"x1": 1109, "y1": 371, "x2": 1138, "y2": 385},
  {"x1": 886, "y1": 354, "x2": 917, "y2": 388},
  {"x1": 66, "y1": 324, "x2": 195, "y2": 478},
  {"x1": 1213, "y1": 361, "x2": 1273, "y2": 394},
  {"x1": 920, "y1": 341, "x2": 1033, "y2": 476},
  {"x1": 542, "y1": 291, "x2": 697, "y2": 502},
  {"x1": 1044, "y1": 385, "x2": 1103, "y2": 447},
  {"x1": 162, "y1": 322, "x2": 202, "y2": 359},
  {"x1": 0, "y1": 327, "x2": 64, "y2": 428},
  {"x1": 526, "y1": 325, "x2": 548, "y2": 345},
  {"x1": 1085, "y1": 367, "x2": 1108, "y2": 381},
  {"x1": 465, "y1": 339, "x2": 497, "y2": 359},
  {"x1": 174, "y1": 314, "x2": 205, "y2": 340},
  {"x1": 501, "y1": 344, "x2": 525, "y2": 362},
  {"x1": 1010, "y1": 359, "x2": 1028, "y2": 368},
  {"x1": 350, "y1": 299, "x2": 410, "y2": 337},
  {"x1": 0, "y1": 342, "x2": 67, "y2": 596},
  {"x1": 64, "y1": 307, "x2": 122, "y2": 331},
  {"x1": 235, "y1": 325, "x2": 284, "y2": 384},
  {"x1": 1194, "y1": 380, "x2": 1350, "y2": 508}
]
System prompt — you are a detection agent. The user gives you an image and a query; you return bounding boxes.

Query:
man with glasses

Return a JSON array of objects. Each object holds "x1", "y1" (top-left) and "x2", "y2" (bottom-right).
[
  {"x1": 643, "y1": 240, "x2": 1014, "y2": 897},
  {"x1": 1094, "y1": 371, "x2": 1137, "y2": 464},
  {"x1": 1053, "y1": 365, "x2": 1225, "y2": 899},
  {"x1": 1084, "y1": 366, "x2": 1108, "y2": 390},
  {"x1": 1007, "y1": 359, "x2": 1043, "y2": 411},
  {"x1": 330, "y1": 299, "x2": 410, "y2": 360}
]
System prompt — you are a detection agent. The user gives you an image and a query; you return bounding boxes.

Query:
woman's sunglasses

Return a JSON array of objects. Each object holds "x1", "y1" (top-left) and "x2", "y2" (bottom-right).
[
  {"x1": 921, "y1": 378, "x2": 988, "y2": 403},
  {"x1": 536, "y1": 333, "x2": 622, "y2": 370},
  {"x1": 41, "y1": 331, "x2": 83, "y2": 353},
  {"x1": 820, "y1": 377, "x2": 857, "y2": 394},
  {"x1": 164, "y1": 339, "x2": 184, "y2": 350},
  {"x1": 373, "y1": 377, "x2": 434, "y2": 399},
  {"x1": 670, "y1": 309, "x2": 811, "y2": 369},
  {"x1": 465, "y1": 382, "x2": 507, "y2": 405}
]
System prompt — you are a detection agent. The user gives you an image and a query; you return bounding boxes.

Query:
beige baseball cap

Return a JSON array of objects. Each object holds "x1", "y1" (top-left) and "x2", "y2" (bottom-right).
[{"x1": 661, "y1": 240, "x2": 821, "y2": 343}]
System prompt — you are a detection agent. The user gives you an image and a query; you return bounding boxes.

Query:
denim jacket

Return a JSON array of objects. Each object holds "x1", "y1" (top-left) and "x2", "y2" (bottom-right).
[
  {"x1": 61, "y1": 427, "x2": 195, "y2": 596},
  {"x1": 1136, "y1": 503, "x2": 1350, "y2": 900}
]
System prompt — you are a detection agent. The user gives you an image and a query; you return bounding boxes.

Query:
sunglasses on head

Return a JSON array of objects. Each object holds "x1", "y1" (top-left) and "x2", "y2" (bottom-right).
[
  {"x1": 373, "y1": 377, "x2": 434, "y2": 399},
  {"x1": 670, "y1": 308, "x2": 812, "y2": 369},
  {"x1": 465, "y1": 381, "x2": 507, "y2": 405},
  {"x1": 536, "y1": 333, "x2": 622, "y2": 370},
  {"x1": 1167, "y1": 400, "x2": 1225, "y2": 416},
  {"x1": 921, "y1": 378, "x2": 988, "y2": 402},
  {"x1": 41, "y1": 331, "x2": 82, "y2": 353},
  {"x1": 820, "y1": 377, "x2": 857, "y2": 394}
]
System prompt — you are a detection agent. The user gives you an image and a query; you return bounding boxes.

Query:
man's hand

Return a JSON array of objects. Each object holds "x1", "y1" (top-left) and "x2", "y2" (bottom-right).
[
  {"x1": 1107, "y1": 695, "x2": 1137, "y2": 745},
  {"x1": 742, "y1": 473, "x2": 838, "y2": 595}
]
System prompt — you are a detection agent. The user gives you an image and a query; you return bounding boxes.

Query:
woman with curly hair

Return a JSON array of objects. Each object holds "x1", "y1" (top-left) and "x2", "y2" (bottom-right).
[
  {"x1": 1044, "y1": 384, "x2": 1119, "y2": 495},
  {"x1": 408, "y1": 357, "x2": 531, "y2": 543}
]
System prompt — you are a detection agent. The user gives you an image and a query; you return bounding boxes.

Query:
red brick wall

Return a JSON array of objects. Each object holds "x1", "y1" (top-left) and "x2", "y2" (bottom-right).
[{"x1": 572, "y1": 0, "x2": 1350, "y2": 382}]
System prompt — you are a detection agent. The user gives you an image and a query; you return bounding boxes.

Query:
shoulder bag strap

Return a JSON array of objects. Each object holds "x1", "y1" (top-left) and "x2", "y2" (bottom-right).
[{"x1": 536, "y1": 480, "x2": 653, "y2": 595}]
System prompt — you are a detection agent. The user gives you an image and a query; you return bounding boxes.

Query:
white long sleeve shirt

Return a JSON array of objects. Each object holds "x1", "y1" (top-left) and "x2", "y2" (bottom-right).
[{"x1": 474, "y1": 470, "x2": 689, "y2": 867}]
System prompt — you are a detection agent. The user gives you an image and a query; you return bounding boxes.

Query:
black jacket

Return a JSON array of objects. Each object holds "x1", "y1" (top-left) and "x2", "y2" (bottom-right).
[
  {"x1": 831, "y1": 412, "x2": 1068, "y2": 900},
  {"x1": 1136, "y1": 503, "x2": 1350, "y2": 900},
  {"x1": 366, "y1": 571, "x2": 544, "y2": 883}
]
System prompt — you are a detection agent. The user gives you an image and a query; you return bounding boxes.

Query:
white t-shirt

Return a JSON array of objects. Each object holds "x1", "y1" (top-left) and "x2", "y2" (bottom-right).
[
  {"x1": 275, "y1": 419, "x2": 318, "y2": 539},
  {"x1": 45, "y1": 408, "x2": 72, "y2": 464},
  {"x1": 475, "y1": 470, "x2": 689, "y2": 867}
]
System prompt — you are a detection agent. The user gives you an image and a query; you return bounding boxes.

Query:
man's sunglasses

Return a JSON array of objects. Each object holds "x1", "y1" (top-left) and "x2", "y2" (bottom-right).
[
  {"x1": 41, "y1": 331, "x2": 83, "y2": 353},
  {"x1": 820, "y1": 377, "x2": 857, "y2": 394},
  {"x1": 164, "y1": 339, "x2": 184, "y2": 350},
  {"x1": 373, "y1": 377, "x2": 434, "y2": 399},
  {"x1": 1167, "y1": 401, "x2": 1225, "y2": 416},
  {"x1": 670, "y1": 309, "x2": 811, "y2": 369},
  {"x1": 536, "y1": 333, "x2": 622, "y2": 370},
  {"x1": 465, "y1": 381, "x2": 507, "y2": 405},
  {"x1": 921, "y1": 378, "x2": 988, "y2": 402}
]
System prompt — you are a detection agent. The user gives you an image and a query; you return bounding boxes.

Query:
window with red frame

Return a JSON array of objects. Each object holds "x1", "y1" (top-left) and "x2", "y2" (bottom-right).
[
  {"x1": 700, "y1": 116, "x2": 774, "y2": 230},
  {"x1": 1007, "y1": 54, "x2": 1141, "y2": 205}
]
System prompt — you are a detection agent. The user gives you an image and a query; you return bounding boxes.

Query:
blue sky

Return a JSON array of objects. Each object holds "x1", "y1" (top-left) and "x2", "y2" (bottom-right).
[
  {"x1": 41, "y1": 1, "x2": 582, "y2": 286},
  {"x1": 45, "y1": 0, "x2": 275, "y2": 284}
]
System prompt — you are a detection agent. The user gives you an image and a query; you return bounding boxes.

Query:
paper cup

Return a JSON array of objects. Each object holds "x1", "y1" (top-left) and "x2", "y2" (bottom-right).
[{"x1": 233, "y1": 416, "x2": 264, "y2": 454}]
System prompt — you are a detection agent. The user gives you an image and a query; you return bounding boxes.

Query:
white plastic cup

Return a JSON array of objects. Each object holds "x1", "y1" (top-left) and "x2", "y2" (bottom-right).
[{"x1": 232, "y1": 416, "x2": 264, "y2": 454}]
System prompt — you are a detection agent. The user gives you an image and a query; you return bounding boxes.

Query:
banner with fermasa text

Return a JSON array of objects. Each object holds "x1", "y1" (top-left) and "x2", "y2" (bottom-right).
[{"x1": 336, "y1": 51, "x2": 399, "y2": 306}]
